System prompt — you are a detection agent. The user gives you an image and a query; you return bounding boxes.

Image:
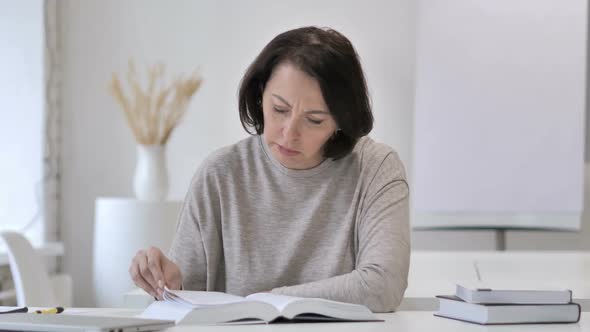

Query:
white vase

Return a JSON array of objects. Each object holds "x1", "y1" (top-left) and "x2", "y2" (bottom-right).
[{"x1": 133, "y1": 144, "x2": 169, "y2": 201}]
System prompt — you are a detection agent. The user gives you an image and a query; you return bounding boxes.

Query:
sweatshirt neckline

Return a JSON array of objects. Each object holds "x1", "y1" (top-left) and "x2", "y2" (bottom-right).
[{"x1": 258, "y1": 135, "x2": 335, "y2": 178}]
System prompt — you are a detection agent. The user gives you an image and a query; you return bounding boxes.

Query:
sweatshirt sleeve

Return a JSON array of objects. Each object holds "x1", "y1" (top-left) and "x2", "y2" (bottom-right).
[
  {"x1": 167, "y1": 163, "x2": 211, "y2": 291},
  {"x1": 270, "y1": 153, "x2": 411, "y2": 312}
]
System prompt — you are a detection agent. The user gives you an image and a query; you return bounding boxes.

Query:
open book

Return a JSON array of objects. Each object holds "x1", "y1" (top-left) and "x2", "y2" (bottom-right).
[{"x1": 139, "y1": 287, "x2": 381, "y2": 325}]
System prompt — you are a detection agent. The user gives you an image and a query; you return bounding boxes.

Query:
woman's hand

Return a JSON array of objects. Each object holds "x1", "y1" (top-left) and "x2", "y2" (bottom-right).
[{"x1": 129, "y1": 246, "x2": 182, "y2": 300}]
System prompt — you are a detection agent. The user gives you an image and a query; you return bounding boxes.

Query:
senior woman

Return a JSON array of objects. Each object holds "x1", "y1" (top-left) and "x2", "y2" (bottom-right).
[{"x1": 129, "y1": 26, "x2": 410, "y2": 313}]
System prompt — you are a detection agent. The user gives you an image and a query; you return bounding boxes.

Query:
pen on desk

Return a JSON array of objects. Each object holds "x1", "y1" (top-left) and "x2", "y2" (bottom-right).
[
  {"x1": 0, "y1": 307, "x2": 28, "y2": 314},
  {"x1": 34, "y1": 307, "x2": 64, "y2": 314}
]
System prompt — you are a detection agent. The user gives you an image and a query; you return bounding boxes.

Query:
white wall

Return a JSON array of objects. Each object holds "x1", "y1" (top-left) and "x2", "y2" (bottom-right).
[
  {"x1": 59, "y1": 0, "x2": 416, "y2": 306},
  {"x1": 58, "y1": 0, "x2": 589, "y2": 306}
]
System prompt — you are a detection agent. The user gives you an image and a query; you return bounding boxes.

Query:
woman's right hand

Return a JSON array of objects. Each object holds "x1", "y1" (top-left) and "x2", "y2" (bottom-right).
[{"x1": 129, "y1": 247, "x2": 182, "y2": 300}]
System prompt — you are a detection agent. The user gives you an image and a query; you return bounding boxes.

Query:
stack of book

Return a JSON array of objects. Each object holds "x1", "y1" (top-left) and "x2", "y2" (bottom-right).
[{"x1": 435, "y1": 283, "x2": 581, "y2": 325}]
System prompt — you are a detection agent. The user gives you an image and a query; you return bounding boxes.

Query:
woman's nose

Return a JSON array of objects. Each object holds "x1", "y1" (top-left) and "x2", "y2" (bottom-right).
[{"x1": 283, "y1": 117, "x2": 301, "y2": 141}]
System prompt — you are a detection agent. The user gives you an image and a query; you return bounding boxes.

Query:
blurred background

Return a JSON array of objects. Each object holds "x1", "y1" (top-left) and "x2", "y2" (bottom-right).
[{"x1": 1, "y1": 0, "x2": 588, "y2": 307}]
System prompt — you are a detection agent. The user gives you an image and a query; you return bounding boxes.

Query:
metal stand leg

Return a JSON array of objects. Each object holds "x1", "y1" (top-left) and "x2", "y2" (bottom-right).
[{"x1": 495, "y1": 229, "x2": 506, "y2": 251}]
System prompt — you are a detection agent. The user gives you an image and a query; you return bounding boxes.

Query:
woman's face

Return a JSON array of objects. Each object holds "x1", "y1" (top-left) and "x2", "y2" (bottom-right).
[{"x1": 262, "y1": 62, "x2": 338, "y2": 170}]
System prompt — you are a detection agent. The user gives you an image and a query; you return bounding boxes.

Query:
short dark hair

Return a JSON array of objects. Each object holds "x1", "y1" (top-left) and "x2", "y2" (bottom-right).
[{"x1": 238, "y1": 26, "x2": 374, "y2": 160}]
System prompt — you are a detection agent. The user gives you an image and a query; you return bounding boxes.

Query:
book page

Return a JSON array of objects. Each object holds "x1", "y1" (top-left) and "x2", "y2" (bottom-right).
[
  {"x1": 164, "y1": 287, "x2": 248, "y2": 307},
  {"x1": 141, "y1": 294, "x2": 280, "y2": 325},
  {"x1": 139, "y1": 301, "x2": 192, "y2": 323},
  {"x1": 245, "y1": 293, "x2": 302, "y2": 312},
  {"x1": 246, "y1": 294, "x2": 378, "y2": 321}
]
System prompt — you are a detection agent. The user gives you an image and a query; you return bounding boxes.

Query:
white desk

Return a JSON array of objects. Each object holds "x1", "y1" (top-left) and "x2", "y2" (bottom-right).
[
  {"x1": 164, "y1": 312, "x2": 589, "y2": 332},
  {"x1": 53, "y1": 308, "x2": 590, "y2": 331},
  {"x1": 1, "y1": 306, "x2": 587, "y2": 331}
]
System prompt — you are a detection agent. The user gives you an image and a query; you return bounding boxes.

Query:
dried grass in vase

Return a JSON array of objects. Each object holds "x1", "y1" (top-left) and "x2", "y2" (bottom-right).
[{"x1": 109, "y1": 60, "x2": 203, "y2": 145}]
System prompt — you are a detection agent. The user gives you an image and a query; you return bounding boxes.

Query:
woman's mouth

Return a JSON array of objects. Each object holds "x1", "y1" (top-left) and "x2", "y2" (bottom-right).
[{"x1": 277, "y1": 144, "x2": 300, "y2": 156}]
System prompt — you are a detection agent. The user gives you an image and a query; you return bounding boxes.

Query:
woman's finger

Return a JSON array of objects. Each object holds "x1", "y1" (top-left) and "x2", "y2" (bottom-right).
[
  {"x1": 129, "y1": 255, "x2": 157, "y2": 297},
  {"x1": 137, "y1": 251, "x2": 158, "y2": 293},
  {"x1": 146, "y1": 247, "x2": 166, "y2": 297}
]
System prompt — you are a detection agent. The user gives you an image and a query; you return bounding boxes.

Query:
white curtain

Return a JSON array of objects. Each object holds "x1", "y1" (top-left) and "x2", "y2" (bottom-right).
[{"x1": 0, "y1": 0, "x2": 60, "y2": 245}]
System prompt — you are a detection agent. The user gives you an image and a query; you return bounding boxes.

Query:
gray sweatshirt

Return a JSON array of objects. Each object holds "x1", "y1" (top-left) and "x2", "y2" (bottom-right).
[{"x1": 168, "y1": 135, "x2": 410, "y2": 312}]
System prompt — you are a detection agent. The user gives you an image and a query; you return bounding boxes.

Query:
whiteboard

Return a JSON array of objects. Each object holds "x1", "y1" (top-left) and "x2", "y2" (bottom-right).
[{"x1": 412, "y1": 0, "x2": 586, "y2": 230}]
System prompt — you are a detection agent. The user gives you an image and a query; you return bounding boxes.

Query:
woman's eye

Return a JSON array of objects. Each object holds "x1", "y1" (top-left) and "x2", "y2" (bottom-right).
[
  {"x1": 273, "y1": 107, "x2": 287, "y2": 114},
  {"x1": 308, "y1": 119, "x2": 323, "y2": 125}
]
